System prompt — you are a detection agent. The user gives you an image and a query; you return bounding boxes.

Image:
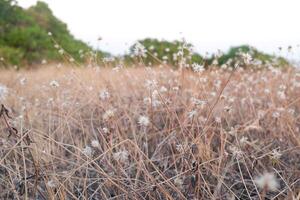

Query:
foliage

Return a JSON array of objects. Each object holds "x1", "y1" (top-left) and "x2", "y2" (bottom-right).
[{"x1": 0, "y1": 0, "x2": 101, "y2": 67}]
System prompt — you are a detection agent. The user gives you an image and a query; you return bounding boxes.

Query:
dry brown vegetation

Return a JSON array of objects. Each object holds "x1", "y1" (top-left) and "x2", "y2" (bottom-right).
[{"x1": 0, "y1": 66, "x2": 299, "y2": 199}]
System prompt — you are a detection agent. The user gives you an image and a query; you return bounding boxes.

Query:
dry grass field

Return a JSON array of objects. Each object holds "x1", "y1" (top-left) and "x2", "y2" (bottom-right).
[{"x1": 0, "y1": 65, "x2": 300, "y2": 199}]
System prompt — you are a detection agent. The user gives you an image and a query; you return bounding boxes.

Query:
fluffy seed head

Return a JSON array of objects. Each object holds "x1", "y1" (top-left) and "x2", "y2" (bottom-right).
[
  {"x1": 254, "y1": 172, "x2": 279, "y2": 191},
  {"x1": 91, "y1": 140, "x2": 100, "y2": 148},
  {"x1": 138, "y1": 115, "x2": 150, "y2": 127},
  {"x1": 82, "y1": 146, "x2": 93, "y2": 157}
]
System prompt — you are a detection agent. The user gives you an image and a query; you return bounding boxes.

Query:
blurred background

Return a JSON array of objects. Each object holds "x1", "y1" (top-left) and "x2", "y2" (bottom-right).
[{"x1": 1, "y1": 0, "x2": 300, "y2": 67}]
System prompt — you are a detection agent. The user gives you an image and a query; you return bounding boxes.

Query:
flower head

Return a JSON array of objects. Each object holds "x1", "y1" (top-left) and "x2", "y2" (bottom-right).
[
  {"x1": 192, "y1": 63, "x2": 205, "y2": 73},
  {"x1": 47, "y1": 180, "x2": 56, "y2": 188},
  {"x1": 138, "y1": 115, "x2": 150, "y2": 127},
  {"x1": 99, "y1": 90, "x2": 110, "y2": 100},
  {"x1": 271, "y1": 149, "x2": 282, "y2": 160},
  {"x1": 91, "y1": 140, "x2": 100, "y2": 148},
  {"x1": 113, "y1": 150, "x2": 129, "y2": 163},
  {"x1": 241, "y1": 52, "x2": 252, "y2": 64},
  {"x1": 133, "y1": 42, "x2": 147, "y2": 57},
  {"x1": 82, "y1": 146, "x2": 93, "y2": 157},
  {"x1": 103, "y1": 109, "x2": 115, "y2": 120},
  {"x1": 50, "y1": 80, "x2": 59, "y2": 88},
  {"x1": 254, "y1": 172, "x2": 279, "y2": 191}
]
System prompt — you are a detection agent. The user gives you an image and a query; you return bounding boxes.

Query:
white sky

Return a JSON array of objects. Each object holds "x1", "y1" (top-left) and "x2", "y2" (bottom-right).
[{"x1": 17, "y1": 0, "x2": 300, "y2": 60}]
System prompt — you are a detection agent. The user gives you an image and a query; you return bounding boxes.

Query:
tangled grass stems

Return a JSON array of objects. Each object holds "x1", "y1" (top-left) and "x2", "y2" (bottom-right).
[{"x1": 0, "y1": 66, "x2": 299, "y2": 199}]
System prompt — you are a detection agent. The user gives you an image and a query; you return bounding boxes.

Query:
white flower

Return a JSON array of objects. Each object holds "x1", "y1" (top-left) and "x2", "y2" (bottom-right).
[
  {"x1": 103, "y1": 57, "x2": 115, "y2": 63},
  {"x1": 173, "y1": 53, "x2": 178, "y2": 61},
  {"x1": 152, "y1": 90, "x2": 159, "y2": 98},
  {"x1": 113, "y1": 150, "x2": 129, "y2": 163},
  {"x1": 176, "y1": 144, "x2": 186, "y2": 153},
  {"x1": 19, "y1": 77, "x2": 27, "y2": 85},
  {"x1": 288, "y1": 109, "x2": 295, "y2": 115},
  {"x1": 159, "y1": 86, "x2": 168, "y2": 93},
  {"x1": 58, "y1": 49, "x2": 64, "y2": 55},
  {"x1": 271, "y1": 149, "x2": 282, "y2": 160},
  {"x1": 91, "y1": 140, "x2": 100, "y2": 148},
  {"x1": 215, "y1": 117, "x2": 221, "y2": 123},
  {"x1": 138, "y1": 115, "x2": 150, "y2": 127},
  {"x1": 174, "y1": 177, "x2": 183, "y2": 187},
  {"x1": 82, "y1": 146, "x2": 93, "y2": 157},
  {"x1": 102, "y1": 127, "x2": 109, "y2": 134},
  {"x1": 277, "y1": 91, "x2": 286, "y2": 100},
  {"x1": 191, "y1": 97, "x2": 206, "y2": 107},
  {"x1": 47, "y1": 180, "x2": 56, "y2": 188},
  {"x1": 192, "y1": 63, "x2": 205, "y2": 73},
  {"x1": 172, "y1": 86, "x2": 179, "y2": 91},
  {"x1": 264, "y1": 89, "x2": 270, "y2": 94},
  {"x1": 48, "y1": 32, "x2": 52, "y2": 36},
  {"x1": 49, "y1": 80, "x2": 59, "y2": 88},
  {"x1": 103, "y1": 109, "x2": 115, "y2": 120},
  {"x1": 224, "y1": 106, "x2": 232, "y2": 113},
  {"x1": 149, "y1": 45, "x2": 155, "y2": 50},
  {"x1": 272, "y1": 111, "x2": 280, "y2": 119},
  {"x1": 133, "y1": 42, "x2": 147, "y2": 57},
  {"x1": 279, "y1": 84, "x2": 286, "y2": 90},
  {"x1": 0, "y1": 84, "x2": 8, "y2": 101},
  {"x1": 254, "y1": 172, "x2": 279, "y2": 191},
  {"x1": 143, "y1": 97, "x2": 161, "y2": 107},
  {"x1": 239, "y1": 136, "x2": 248, "y2": 145},
  {"x1": 221, "y1": 64, "x2": 227, "y2": 69},
  {"x1": 228, "y1": 127, "x2": 237, "y2": 136},
  {"x1": 99, "y1": 90, "x2": 110, "y2": 100},
  {"x1": 145, "y1": 79, "x2": 158, "y2": 90},
  {"x1": 212, "y1": 59, "x2": 218, "y2": 65},
  {"x1": 42, "y1": 59, "x2": 47, "y2": 64},
  {"x1": 242, "y1": 52, "x2": 252, "y2": 64},
  {"x1": 228, "y1": 145, "x2": 243, "y2": 158}
]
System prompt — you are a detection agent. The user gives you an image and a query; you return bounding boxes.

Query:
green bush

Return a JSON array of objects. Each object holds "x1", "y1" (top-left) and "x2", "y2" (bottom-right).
[
  {"x1": 0, "y1": 0, "x2": 103, "y2": 67},
  {"x1": 0, "y1": 46, "x2": 24, "y2": 66}
]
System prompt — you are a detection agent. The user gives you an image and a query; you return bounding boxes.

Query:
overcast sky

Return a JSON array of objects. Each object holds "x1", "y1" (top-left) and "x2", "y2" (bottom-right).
[{"x1": 17, "y1": 0, "x2": 300, "y2": 60}]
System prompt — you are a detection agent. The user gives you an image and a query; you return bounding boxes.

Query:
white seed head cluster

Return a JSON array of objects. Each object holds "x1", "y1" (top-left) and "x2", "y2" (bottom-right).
[
  {"x1": 47, "y1": 179, "x2": 56, "y2": 188},
  {"x1": 138, "y1": 115, "x2": 150, "y2": 127},
  {"x1": 103, "y1": 109, "x2": 116, "y2": 120},
  {"x1": 91, "y1": 140, "x2": 100, "y2": 148},
  {"x1": 254, "y1": 172, "x2": 279, "y2": 191},
  {"x1": 192, "y1": 63, "x2": 205, "y2": 73},
  {"x1": 0, "y1": 84, "x2": 8, "y2": 101},
  {"x1": 133, "y1": 42, "x2": 147, "y2": 57},
  {"x1": 82, "y1": 146, "x2": 93, "y2": 157},
  {"x1": 50, "y1": 80, "x2": 60, "y2": 88},
  {"x1": 99, "y1": 90, "x2": 110, "y2": 100},
  {"x1": 271, "y1": 149, "x2": 282, "y2": 160},
  {"x1": 113, "y1": 150, "x2": 129, "y2": 164}
]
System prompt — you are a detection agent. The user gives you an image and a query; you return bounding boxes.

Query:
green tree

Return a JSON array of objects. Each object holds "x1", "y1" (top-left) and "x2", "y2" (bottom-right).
[{"x1": 0, "y1": 0, "x2": 106, "y2": 67}]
